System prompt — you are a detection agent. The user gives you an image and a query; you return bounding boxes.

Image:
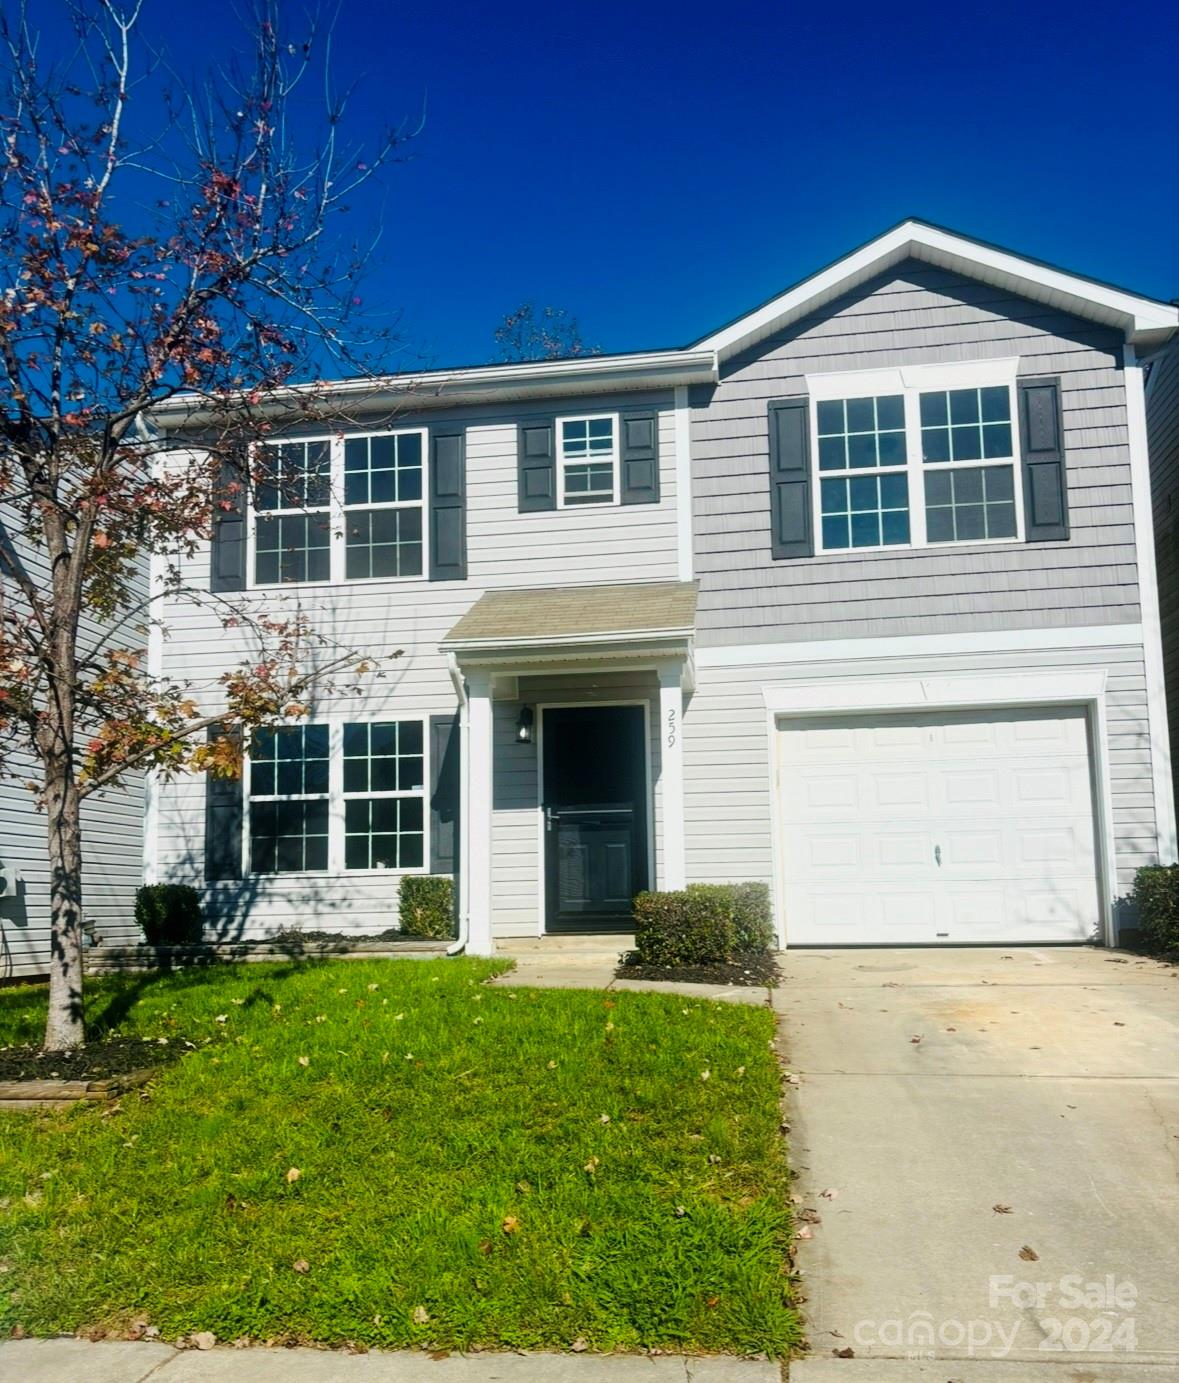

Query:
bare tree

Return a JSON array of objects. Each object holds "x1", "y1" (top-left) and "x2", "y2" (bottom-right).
[
  {"x1": 493, "y1": 302, "x2": 599, "y2": 362},
  {"x1": 0, "y1": 0, "x2": 411, "y2": 1050}
]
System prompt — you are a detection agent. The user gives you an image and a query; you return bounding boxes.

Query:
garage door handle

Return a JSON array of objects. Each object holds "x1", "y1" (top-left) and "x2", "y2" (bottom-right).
[{"x1": 934, "y1": 844, "x2": 942, "y2": 866}]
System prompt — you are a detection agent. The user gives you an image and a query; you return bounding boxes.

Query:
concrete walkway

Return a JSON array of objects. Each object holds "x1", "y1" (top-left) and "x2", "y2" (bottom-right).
[
  {"x1": 491, "y1": 936, "x2": 769, "y2": 1005},
  {"x1": 0, "y1": 1338, "x2": 777, "y2": 1381},
  {"x1": 777, "y1": 946, "x2": 1179, "y2": 1380}
]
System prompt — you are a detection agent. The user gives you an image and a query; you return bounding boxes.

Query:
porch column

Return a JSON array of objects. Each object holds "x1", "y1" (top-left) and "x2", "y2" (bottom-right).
[
  {"x1": 658, "y1": 663, "x2": 686, "y2": 891},
  {"x1": 465, "y1": 670, "x2": 495, "y2": 956}
]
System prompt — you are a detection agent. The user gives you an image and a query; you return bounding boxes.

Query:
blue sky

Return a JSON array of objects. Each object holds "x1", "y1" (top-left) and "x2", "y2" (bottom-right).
[{"x1": 36, "y1": 0, "x2": 1179, "y2": 369}]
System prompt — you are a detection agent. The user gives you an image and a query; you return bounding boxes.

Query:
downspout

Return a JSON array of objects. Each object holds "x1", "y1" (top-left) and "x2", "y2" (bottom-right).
[{"x1": 445, "y1": 653, "x2": 470, "y2": 955}]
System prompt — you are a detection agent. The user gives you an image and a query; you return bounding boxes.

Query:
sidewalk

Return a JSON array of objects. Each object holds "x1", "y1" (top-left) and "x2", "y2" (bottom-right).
[{"x1": 0, "y1": 1338, "x2": 779, "y2": 1381}]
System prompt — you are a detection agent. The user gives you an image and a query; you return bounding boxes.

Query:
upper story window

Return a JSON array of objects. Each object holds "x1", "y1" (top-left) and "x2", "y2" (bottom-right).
[
  {"x1": 559, "y1": 414, "x2": 618, "y2": 506},
  {"x1": 251, "y1": 430, "x2": 427, "y2": 587},
  {"x1": 808, "y1": 361, "x2": 1024, "y2": 555},
  {"x1": 246, "y1": 718, "x2": 428, "y2": 874}
]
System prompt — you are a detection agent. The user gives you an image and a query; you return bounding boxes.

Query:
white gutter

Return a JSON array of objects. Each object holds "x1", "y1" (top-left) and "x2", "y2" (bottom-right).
[{"x1": 445, "y1": 653, "x2": 470, "y2": 956}]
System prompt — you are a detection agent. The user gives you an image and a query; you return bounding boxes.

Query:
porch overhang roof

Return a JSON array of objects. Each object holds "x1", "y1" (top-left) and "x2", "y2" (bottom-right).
[{"x1": 440, "y1": 580, "x2": 697, "y2": 669}]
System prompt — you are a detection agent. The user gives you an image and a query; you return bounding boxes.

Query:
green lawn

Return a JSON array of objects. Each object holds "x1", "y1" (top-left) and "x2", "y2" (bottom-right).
[{"x1": 0, "y1": 958, "x2": 798, "y2": 1355}]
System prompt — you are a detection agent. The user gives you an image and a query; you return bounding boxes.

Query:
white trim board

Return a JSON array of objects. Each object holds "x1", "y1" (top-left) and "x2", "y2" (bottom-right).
[
  {"x1": 674, "y1": 384, "x2": 693, "y2": 582},
  {"x1": 1123, "y1": 344, "x2": 1177, "y2": 862},
  {"x1": 695, "y1": 623, "x2": 1146, "y2": 670}
]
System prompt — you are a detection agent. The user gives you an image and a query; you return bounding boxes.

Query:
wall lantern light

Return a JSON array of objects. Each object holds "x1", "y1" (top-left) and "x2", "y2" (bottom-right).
[{"x1": 516, "y1": 705, "x2": 534, "y2": 744}]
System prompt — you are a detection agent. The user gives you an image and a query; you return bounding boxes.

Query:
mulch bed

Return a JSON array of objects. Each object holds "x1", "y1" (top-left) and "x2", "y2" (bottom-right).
[
  {"x1": 0, "y1": 1036, "x2": 181, "y2": 1083},
  {"x1": 616, "y1": 950, "x2": 780, "y2": 988}
]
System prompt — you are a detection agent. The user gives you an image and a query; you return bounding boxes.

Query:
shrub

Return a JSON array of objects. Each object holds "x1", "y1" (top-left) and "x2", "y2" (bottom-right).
[
  {"x1": 693, "y1": 881, "x2": 775, "y2": 952},
  {"x1": 1130, "y1": 864, "x2": 1179, "y2": 954},
  {"x1": 399, "y1": 874, "x2": 455, "y2": 939},
  {"x1": 135, "y1": 884, "x2": 204, "y2": 946},
  {"x1": 633, "y1": 888, "x2": 736, "y2": 966}
]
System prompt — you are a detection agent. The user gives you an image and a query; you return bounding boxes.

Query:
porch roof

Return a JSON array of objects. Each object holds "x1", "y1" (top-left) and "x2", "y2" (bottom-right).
[{"x1": 440, "y1": 580, "x2": 698, "y2": 659}]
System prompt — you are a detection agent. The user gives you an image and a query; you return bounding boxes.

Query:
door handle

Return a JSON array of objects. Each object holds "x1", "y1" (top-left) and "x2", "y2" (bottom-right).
[
  {"x1": 934, "y1": 844, "x2": 942, "y2": 866},
  {"x1": 545, "y1": 806, "x2": 557, "y2": 832}
]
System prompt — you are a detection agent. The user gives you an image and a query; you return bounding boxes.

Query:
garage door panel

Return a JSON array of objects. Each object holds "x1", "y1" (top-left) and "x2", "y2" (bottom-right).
[{"x1": 779, "y1": 705, "x2": 1101, "y2": 946}]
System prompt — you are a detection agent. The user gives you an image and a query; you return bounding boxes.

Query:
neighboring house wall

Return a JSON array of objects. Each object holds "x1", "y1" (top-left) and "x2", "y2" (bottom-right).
[
  {"x1": 0, "y1": 514, "x2": 145, "y2": 978},
  {"x1": 1146, "y1": 338, "x2": 1179, "y2": 826},
  {"x1": 690, "y1": 261, "x2": 1139, "y2": 643},
  {"x1": 155, "y1": 396, "x2": 678, "y2": 939}
]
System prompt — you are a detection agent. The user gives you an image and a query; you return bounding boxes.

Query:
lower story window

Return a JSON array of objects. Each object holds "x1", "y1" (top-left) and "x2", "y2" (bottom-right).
[
  {"x1": 250, "y1": 799, "x2": 329, "y2": 873},
  {"x1": 345, "y1": 797, "x2": 424, "y2": 869},
  {"x1": 247, "y1": 718, "x2": 428, "y2": 873}
]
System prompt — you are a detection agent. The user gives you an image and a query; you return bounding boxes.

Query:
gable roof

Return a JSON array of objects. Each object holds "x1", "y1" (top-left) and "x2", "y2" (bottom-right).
[
  {"x1": 694, "y1": 218, "x2": 1179, "y2": 361},
  {"x1": 149, "y1": 219, "x2": 1178, "y2": 428}
]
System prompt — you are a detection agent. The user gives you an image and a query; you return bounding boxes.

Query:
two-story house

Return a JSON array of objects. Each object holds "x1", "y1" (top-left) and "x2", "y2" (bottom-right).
[{"x1": 148, "y1": 220, "x2": 1179, "y2": 953}]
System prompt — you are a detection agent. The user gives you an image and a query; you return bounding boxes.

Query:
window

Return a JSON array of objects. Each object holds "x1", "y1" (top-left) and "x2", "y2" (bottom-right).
[
  {"x1": 251, "y1": 430, "x2": 427, "y2": 586},
  {"x1": 808, "y1": 363, "x2": 1023, "y2": 554},
  {"x1": 245, "y1": 718, "x2": 429, "y2": 874},
  {"x1": 342, "y1": 721, "x2": 425, "y2": 870},
  {"x1": 248, "y1": 725, "x2": 330, "y2": 873},
  {"x1": 817, "y1": 395, "x2": 910, "y2": 550},
  {"x1": 559, "y1": 415, "x2": 617, "y2": 505},
  {"x1": 253, "y1": 442, "x2": 331, "y2": 585},
  {"x1": 919, "y1": 386, "x2": 1017, "y2": 543},
  {"x1": 344, "y1": 433, "x2": 424, "y2": 579}
]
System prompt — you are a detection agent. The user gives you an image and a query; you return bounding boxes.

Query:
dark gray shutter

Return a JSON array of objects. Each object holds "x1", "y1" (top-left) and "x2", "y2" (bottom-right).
[
  {"x1": 429, "y1": 429, "x2": 467, "y2": 580},
  {"x1": 768, "y1": 398, "x2": 813, "y2": 559},
  {"x1": 429, "y1": 712, "x2": 461, "y2": 877},
  {"x1": 620, "y1": 414, "x2": 660, "y2": 504},
  {"x1": 204, "y1": 725, "x2": 243, "y2": 881},
  {"x1": 1018, "y1": 378, "x2": 1069, "y2": 542},
  {"x1": 518, "y1": 421, "x2": 556, "y2": 511},
  {"x1": 210, "y1": 447, "x2": 247, "y2": 592}
]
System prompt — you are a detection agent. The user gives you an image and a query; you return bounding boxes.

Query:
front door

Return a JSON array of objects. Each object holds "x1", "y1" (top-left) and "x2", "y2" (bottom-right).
[{"x1": 543, "y1": 705, "x2": 648, "y2": 932}]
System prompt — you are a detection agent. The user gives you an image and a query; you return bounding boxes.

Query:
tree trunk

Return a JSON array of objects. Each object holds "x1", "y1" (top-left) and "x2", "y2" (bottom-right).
[{"x1": 43, "y1": 744, "x2": 86, "y2": 1051}]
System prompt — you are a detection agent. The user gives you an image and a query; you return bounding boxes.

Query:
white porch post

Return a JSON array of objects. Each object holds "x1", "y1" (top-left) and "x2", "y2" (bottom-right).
[
  {"x1": 465, "y1": 670, "x2": 495, "y2": 955},
  {"x1": 658, "y1": 663, "x2": 686, "y2": 890}
]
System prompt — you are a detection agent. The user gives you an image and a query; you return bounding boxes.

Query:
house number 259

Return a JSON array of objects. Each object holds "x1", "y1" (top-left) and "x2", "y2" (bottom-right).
[{"x1": 666, "y1": 708, "x2": 677, "y2": 749}]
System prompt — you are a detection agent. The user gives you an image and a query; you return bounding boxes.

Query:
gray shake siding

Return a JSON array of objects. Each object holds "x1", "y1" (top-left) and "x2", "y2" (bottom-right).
[
  {"x1": 0, "y1": 516, "x2": 145, "y2": 977},
  {"x1": 690, "y1": 261, "x2": 1139, "y2": 645},
  {"x1": 1146, "y1": 339, "x2": 1179, "y2": 824},
  {"x1": 156, "y1": 399, "x2": 678, "y2": 939}
]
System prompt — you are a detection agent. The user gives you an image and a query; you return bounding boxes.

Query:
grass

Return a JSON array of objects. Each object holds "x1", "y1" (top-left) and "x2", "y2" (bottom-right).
[{"x1": 0, "y1": 958, "x2": 798, "y2": 1356}]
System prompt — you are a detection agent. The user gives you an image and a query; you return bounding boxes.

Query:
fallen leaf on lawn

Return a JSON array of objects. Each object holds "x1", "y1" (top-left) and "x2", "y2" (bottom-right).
[
  {"x1": 501, "y1": 1215, "x2": 520, "y2": 1234},
  {"x1": 797, "y1": 1208, "x2": 821, "y2": 1224},
  {"x1": 598, "y1": 1113, "x2": 611, "y2": 1124},
  {"x1": 584, "y1": 1156, "x2": 600, "y2": 1174},
  {"x1": 604, "y1": 1021, "x2": 615, "y2": 1032},
  {"x1": 297, "y1": 1056, "x2": 310, "y2": 1068},
  {"x1": 547, "y1": 1060, "x2": 557, "y2": 1069},
  {"x1": 674, "y1": 1205, "x2": 687, "y2": 1218},
  {"x1": 429, "y1": 1351, "x2": 450, "y2": 1361},
  {"x1": 819, "y1": 1188, "x2": 839, "y2": 1199},
  {"x1": 570, "y1": 1338, "x2": 588, "y2": 1353},
  {"x1": 707, "y1": 1153, "x2": 722, "y2": 1165},
  {"x1": 292, "y1": 1259, "x2": 309, "y2": 1274},
  {"x1": 412, "y1": 1306, "x2": 430, "y2": 1325},
  {"x1": 1019, "y1": 1245, "x2": 1039, "y2": 1261},
  {"x1": 736, "y1": 1065, "x2": 746, "y2": 1077},
  {"x1": 700, "y1": 1070, "x2": 711, "y2": 1081},
  {"x1": 785, "y1": 1073, "x2": 800, "y2": 1085},
  {"x1": 193, "y1": 1332, "x2": 216, "y2": 1351},
  {"x1": 516, "y1": 1180, "x2": 532, "y2": 1195},
  {"x1": 789, "y1": 1193, "x2": 803, "y2": 1205},
  {"x1": 367, "y1": 983, "x2": 379, "y2": 991},
  {"x1": 214, "y1": 1015, "x2": 228, "y2": 1024},
  {"x1": 993, "y1": 1205, "x2": 1014, "y2": 1214},
  {"x1": 285, "y1": 1167, "x2": 301, "y2": 1183},
  {"x1": 478, "y1": 1239, "x2": 493, "y2": 1255},
  {"x1": 796, "y1": 1225, "x2": 813, "y2": 1239}
]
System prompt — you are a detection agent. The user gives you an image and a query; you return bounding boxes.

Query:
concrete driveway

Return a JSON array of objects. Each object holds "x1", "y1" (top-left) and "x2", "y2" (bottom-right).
[{"x1": 776, "y1": 947, "x2": 1179, "y2": 1381}]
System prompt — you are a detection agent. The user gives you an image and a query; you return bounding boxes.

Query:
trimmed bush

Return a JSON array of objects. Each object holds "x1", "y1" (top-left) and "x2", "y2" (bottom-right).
[
  {"x1": 1130, "y1": 864, "x2": 1179, "y2": 954},
  {"x1": 135, "y1": 884, "x2": 204, "y2": 946},
  {"x1": 633, "y1": 888, "x2": 735, "y2": 966},
  {"x1": 693, "y1": 881, "x2": 775, "y2": 952},
  {"x1": 399, "y1": 874, "x2": 455, "y2": 939}
]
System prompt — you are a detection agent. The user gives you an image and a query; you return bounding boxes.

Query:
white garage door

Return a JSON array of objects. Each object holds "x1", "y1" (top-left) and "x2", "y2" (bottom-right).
[{"x1": 778, "y1": 706, "x2": 1102, "y2": 945}]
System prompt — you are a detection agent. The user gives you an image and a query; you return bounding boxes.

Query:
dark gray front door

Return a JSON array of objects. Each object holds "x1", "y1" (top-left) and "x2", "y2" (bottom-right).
[{"x1": 543, "y1": 705, "x2": 648, "y2": 932}]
